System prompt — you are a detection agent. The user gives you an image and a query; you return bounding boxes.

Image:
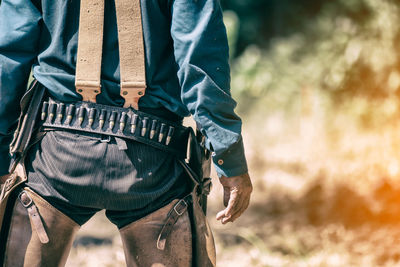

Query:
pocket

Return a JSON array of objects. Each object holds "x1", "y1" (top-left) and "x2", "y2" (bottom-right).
[
  {"x1": 49, "y1": 130, "x2": 78, "y2": 144},
  {"x1": 50, "y1": 130, "x2": 103, "y2": 144}
]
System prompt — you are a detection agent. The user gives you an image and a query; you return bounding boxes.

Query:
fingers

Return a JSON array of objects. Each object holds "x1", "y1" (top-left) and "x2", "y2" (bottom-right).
[
  {"x1": 216, "y1": 186, "x2": 233, "y2": 220},
  {"x1": 216, "y1": 187, "x2": 246, "y2": 224},
  {"x1": 221, "y1": 193, "x2": 247, "y2": 224},
  {"x1": 216, "y1": 188, "x2": 238, "y2": 221},
  {"x1": 224, "y1": 188, "x2": 239, "y2": 215},
  {"x1": 228, "y1": 196, "x2": 250, "y2": 222},
  {"x1": 216, "y1": 210, "x2": 226, "y2": 221},
  {"x1": 216, "y1": 173, "x2": 253, "y2": 225}
]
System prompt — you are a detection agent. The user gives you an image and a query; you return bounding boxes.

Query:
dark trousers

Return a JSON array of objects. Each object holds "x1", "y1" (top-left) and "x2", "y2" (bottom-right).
[{"x1": 25, "y1": 129, "x2": 190, "y2": 228}]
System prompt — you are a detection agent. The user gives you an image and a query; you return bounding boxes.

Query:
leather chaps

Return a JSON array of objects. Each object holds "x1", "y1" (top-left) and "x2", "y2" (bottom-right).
[
  {"x1": 2, "y1": 188, "x2": 79, "y2": 267},
  {"x1": 1, "y1": 189, "x2": 216, "y2": 267}
]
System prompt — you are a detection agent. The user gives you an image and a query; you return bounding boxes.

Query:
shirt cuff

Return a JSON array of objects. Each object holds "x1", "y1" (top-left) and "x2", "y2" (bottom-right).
[
  {"x1": 212, "y1": 136, "x2": 248, "y2": 178},
  {"x1": 0, "y1": 149, "x2": 11, "y2": 176}
]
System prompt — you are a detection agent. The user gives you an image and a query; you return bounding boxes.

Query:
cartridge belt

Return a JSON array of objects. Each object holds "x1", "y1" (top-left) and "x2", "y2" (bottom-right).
[{"x1": 39, "y1": 98, "x2": 190, "y2": 158}]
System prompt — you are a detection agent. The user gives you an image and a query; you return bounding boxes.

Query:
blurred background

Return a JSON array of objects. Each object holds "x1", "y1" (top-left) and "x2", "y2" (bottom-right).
[{"x1": 67, "y1": 0, "x2": 400, "y2": 266}]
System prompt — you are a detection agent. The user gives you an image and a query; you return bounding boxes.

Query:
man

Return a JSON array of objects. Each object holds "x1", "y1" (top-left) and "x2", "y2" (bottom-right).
[{"x1": 0, "y1": 0, "x2": 252, "y2": 266}]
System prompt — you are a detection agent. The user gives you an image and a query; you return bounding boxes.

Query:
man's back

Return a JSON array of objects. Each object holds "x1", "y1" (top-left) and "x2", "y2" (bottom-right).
[
  {"x1": 0, "y1": 0, "x2": 247, "y2": 178},
  {"x1": 0, "y1": 1, "x2": 252, "y2": 265}
]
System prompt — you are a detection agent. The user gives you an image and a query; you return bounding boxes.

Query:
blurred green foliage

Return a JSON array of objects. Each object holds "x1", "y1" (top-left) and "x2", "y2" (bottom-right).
[{"x1": 224, "y1": 0, "x2": 400, "y2": 126}]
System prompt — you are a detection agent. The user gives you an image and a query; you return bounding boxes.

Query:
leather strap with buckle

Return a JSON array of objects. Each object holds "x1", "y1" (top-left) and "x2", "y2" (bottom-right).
[
  {"x1": 157, "y1": 196, "x2": 191, "y2": 251},
  {"x1": 19, "y1": 191, "x2": 49, "y2": 244}
]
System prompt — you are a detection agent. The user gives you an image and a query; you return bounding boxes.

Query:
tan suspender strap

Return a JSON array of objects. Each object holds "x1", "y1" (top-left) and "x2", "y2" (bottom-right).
[
  {"x1": 75, "y1": 0, "x2": 147, "y2": 109},
  {"x1": 115, "y1": 0, "x2": 147, "y2": 109},
  {"x1": 75, "y1": 0, "x2": 105, "y2": 103}
]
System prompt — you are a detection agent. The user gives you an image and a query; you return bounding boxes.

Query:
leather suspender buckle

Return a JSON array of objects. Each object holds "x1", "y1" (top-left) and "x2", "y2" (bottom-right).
[
  {"x1": 75, "y1": 81, "x2": 101, "y2": 103},
  {"x1": 120, "y1": 81, "x2": 146, "y2": 109}
]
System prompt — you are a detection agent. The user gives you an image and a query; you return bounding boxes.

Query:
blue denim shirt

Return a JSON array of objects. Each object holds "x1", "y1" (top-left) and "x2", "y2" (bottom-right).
[{"x1": 0, "y1": 0, "x2": 248, "y2": 177}]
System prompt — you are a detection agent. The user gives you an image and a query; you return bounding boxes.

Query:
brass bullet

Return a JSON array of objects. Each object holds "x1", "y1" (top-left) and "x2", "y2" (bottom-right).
[
  {"x1": 120, "y1": 112, "x2": 127, "y2": 132},
  {"x1": 65, "y1": 104, "x2": 75, "y2": 125},
  {"x1": 78, "y1": 107, "x2": 85, "y2": 126},
  {"x1": 131, "y1": 114, "x2": 139, "y2": 134},
  {"x1": 57, "y1": 103, "x2": 65, "y2": 122},
  {"x1": 88, "y1": 108, "x2": 96, "y2": 127},
  {"x1": 158, "y1": 123, "x2": 166, "y2": 142},
  {"x1": 49, "y1": 103, "x2": 56, "y2": 122},
  {"x1": 99, "y1": 109, "x2": 107, "y2": 129},
  {"x1": 166, "y1": 126, "x2": 174, "y2": 145},
  {"x1": 109, "y1": 111, "x2": 117, "y2": 130},
  {"x1": 141, "y1": 117, "x2": 149, "y2": 137},
  {"x1": 41, "y1": 102, "x2": 49, "y2": 121},
  {"x1": 150, "y1": 120, "x2": 157, "y2": 139}
]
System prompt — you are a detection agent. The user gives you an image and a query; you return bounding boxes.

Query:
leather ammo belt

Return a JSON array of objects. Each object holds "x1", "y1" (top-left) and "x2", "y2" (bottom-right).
[{"x1": 39, "y1": 98, "x2": 190, "y2": 159}]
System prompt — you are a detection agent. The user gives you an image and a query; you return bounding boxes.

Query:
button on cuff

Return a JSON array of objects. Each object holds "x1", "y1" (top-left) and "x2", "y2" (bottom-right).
[{"x1": 211, "y1": 137, "x2": 248, "y2": 177}]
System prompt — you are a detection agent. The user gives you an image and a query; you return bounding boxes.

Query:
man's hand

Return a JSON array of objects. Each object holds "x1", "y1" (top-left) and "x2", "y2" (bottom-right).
[{"x1": 216, "y1": 173, "x2": 252, "y2": 224}]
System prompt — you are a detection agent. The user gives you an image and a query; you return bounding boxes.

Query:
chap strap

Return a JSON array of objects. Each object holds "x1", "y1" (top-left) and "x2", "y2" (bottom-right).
[
  {"x1": 75, "y1": 0, "x2": 146, "y2": 109},
  {"x1": 19, "y1": 191, "x2": 49, "y2": 244},
  {"x1": 157, "y1": 196, "x2": 191, "y2": 251}
]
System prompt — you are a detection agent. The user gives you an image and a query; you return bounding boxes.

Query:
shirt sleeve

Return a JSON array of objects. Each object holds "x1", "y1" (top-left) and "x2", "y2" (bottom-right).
[
  {"x1": 0, "y1": 0, "x2": 42, "y2": 176},
  {"x1": 170, "y1": 0, "x2": 248, "y2": 177}
]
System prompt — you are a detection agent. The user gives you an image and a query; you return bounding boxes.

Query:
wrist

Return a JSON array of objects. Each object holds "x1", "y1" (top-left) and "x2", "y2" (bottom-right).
[{"x1": 219, "y1": 173, "x2": 251, "y2": 186}]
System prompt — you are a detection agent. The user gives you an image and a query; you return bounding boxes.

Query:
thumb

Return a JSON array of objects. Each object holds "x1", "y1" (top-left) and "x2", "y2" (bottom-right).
[{"x1": 223, "y1": 186, "x2": 230, "y2": 207}]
